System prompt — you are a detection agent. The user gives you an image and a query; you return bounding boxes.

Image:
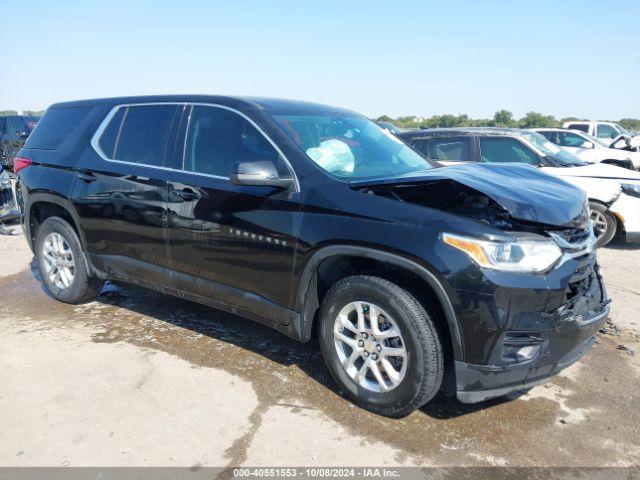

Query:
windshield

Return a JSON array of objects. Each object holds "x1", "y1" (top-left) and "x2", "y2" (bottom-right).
[
  {"x1": 616, "y1": 124, "x2": 633, "y2": 137},
  {"x1": 521, "y1": 132, "x2": 587, "y2": 166},
  {"x1": 272, "y1": 113, "x2": 433, "y2": 180}
]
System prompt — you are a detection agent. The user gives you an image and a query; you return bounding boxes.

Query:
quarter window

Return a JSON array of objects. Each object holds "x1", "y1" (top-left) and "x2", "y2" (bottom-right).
[
  {"x1": 413, "y1": 137, "x2": 471, "y2": 162},
  {"x1": 184, "y1": 106, "x2": 281, "y2": 177},
  {"x1": 479, "y1": 137, "x2": 539, "y2": 165}
]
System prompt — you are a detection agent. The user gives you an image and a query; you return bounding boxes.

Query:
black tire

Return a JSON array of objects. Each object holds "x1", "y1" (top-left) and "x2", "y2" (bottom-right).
[
  {"x1": 35, "y1": 216, "x2": 102, "y2": 303},
  {"x1": 589, "y1": 201, "x2": 617, "y2": 247},
  {"x1": 318, "y1": 275, "x2": 444, "y2": 418}
]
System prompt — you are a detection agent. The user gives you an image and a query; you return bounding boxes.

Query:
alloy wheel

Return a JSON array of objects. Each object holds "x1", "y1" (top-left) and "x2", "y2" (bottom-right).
[
  {"x1": 41, "y1": 232, "x2": 76, "y2": 290},
  {"x1": 590, "y1": 209, "x2": 608, "y2": 240},
  {"x1": 333, "y1": 301, "x2": 408, "y2": 393}
]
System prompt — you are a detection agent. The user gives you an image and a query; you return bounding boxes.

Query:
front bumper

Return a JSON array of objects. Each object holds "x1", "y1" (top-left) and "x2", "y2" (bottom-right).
[
  {"x1": 609, "y1": 192, "x2": 640, "y2": 243},
  {"x1": 448, "y1": 252, "x2": 609, "y2": 403}
]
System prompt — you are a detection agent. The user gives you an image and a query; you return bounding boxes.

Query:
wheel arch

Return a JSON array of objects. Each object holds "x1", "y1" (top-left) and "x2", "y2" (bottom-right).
[
  {"x1": 25, "y1": 192, "x2": 84, "y2": 247},
  {"x1": 293, "y1": 246, "x2": 463, "y2": 362}
]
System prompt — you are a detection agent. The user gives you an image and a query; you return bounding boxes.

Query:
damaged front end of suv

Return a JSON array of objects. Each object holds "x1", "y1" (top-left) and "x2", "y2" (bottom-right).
[{"x1": 350, "y1": 162, "x2": 609, "y2": 403}]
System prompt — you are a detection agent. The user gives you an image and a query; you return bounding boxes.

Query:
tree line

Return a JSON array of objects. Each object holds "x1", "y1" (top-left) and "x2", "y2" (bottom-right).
[
  {"x1": 377, "y1": 110, "x2": 640, "y2": 130},
  {"x1": 0, "y1": 110, "x2": 45, "y2": 116}
]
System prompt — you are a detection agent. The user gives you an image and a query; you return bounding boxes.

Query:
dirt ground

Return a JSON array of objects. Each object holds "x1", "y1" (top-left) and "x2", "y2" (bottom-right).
[{"x1": 0, "y1": 223, "x2": 638, "y2": 468}]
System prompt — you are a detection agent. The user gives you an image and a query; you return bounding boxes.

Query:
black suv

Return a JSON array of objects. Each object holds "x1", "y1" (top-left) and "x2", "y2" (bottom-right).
[
  {"x1": 15, "y1": 96, "x2": 609, "y2": 417},
  {"x1": 0, "y1": 115, "x2": 40, "y2": 171}
]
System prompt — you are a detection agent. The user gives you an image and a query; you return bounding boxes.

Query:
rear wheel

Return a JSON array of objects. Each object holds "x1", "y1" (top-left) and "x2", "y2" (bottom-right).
[
  {"x1": 35, "y1": 217, "x2": 101, "y2": 303},
  {"x1": 318, "y1": 275, "x2": 444, "y2": 417},
  {"x1": 589, "y1": 201, "x2": 617, "y2": 247}
]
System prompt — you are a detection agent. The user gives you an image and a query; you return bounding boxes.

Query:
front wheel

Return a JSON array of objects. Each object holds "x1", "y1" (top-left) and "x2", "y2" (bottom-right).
[
  {"x1": 589, "y1": 201, "x2": 617, "y2": 247},
  {"x1": 318, "y1": 275, "x2": 444, "y2": 418}
]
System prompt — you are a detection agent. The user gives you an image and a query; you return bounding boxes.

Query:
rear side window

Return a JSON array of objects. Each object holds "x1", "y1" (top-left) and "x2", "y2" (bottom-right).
[
  {"x1": 97, "y1": 108, "x2": 126, "y2": 158},
  {"x1": 412, "y1": 137, "x2": 471, "y2": 162},
  {"x1": 479, "y1": 137, "x2": 539, "y2": 165},
  {"x1": 24, "y1": 107, "x2": 91, "y2": 150},
  {"x1": 538, "y1": 131, "x2": 556, "y2": 143},
  {"x1": 566, "y1": 123, "x2": 589, "y2": 133},
  {"x1": 184, "y1": 106, "x2": 281, "y2": 177},
  {"x1": 99, "y1": 105, "x2": 181, "y2": 167}
]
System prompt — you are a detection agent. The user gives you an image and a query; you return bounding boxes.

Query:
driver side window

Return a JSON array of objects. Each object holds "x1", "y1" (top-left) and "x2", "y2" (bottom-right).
[
  {"x1": 184, "y1": 106, "x2": 282, "y2": 178},
  {"x1": 479, "y1": 137, "x2": 539, "y2": 165},
  {"x1": 596, "y1": 124, "x2": 617, "y2": 139},
  {"x1": 558, "y1": 132, "x2": 587, "y2": 148}
]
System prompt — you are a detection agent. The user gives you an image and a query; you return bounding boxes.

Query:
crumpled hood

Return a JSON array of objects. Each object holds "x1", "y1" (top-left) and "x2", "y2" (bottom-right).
[
  {"x1": 548, "y1": 162, "x2": 640, "y2": 182},
  {"x1": 352, "y1": 163, "x2": 588, "y2": 228}
]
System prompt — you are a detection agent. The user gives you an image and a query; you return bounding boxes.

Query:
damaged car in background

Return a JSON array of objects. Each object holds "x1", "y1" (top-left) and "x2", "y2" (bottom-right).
[
  {"x1": 0, "y1": 170, "x2": 19, "y2": 234},
  {"x1": 535, "y1": 127, "x2": 640, "y2": 171},
  {"x1": 15, "y1": 96, "x2": 609, "y2": 416},
  {"x1": 399, "y1": 128, "x2": 640, "y2": 247}
]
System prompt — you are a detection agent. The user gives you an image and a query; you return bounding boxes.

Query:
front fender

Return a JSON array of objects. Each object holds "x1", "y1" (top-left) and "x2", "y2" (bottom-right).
[{"x1": 293, "y1": 245, "x2": 464, "y2": 360}]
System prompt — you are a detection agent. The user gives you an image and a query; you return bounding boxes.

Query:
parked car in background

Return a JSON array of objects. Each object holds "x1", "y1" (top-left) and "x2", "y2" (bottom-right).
[
  {"x1": 534, "y1": 128, "x2": 640, "y2": 170},
  {"x1": 0, "y1": 170, "x2": 16, "y2": 220},
  {"x1": 0, "y1": 115, "x2": 40, "y2": 171},
  {"x1": 14, "y1": 95, "x2": 609, "y2": 416},
  {"x1": 562, "y1": 120, "x2": 640, "y2": 149},
  {"x1": 398, "y1": 128, "x2": 640, "y2": 247}
]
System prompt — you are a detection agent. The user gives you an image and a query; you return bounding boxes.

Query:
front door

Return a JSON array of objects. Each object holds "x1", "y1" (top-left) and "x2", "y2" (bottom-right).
[{"x1": 165, "y1": 105, "x2": 299, "y2": 324}]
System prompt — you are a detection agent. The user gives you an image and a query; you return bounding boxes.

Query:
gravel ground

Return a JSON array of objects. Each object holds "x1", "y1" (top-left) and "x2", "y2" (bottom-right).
[{"x1": 0, "y1": 225, "x2": 638, "y2": 468}]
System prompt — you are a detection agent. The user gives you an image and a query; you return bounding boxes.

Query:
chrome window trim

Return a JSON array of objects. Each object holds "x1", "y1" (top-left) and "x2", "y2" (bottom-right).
[{"x1": 90, "y1": 101, "x2": 300, "y2": 191}]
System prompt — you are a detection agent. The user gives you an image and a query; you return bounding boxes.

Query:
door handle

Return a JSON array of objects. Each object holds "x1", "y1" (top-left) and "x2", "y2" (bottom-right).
[
  {"x1": 77, "y1": 172, "x2": 97, "y2": 183},
  {"x1": 172, "y1": 188, "x2": 200, "y2": 201}
]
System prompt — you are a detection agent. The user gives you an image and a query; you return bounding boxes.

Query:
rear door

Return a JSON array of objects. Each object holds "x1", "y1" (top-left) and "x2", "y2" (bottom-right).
[
  {"x1": 72, "y1": 103, "x2": 186, "y2": 286},
  {"x1": 165, "y1": 104, "x2": 299, "y2": 324}
]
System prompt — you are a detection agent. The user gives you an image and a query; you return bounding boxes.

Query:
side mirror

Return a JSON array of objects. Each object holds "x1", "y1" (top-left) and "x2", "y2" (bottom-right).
[
  {"x1": 230, "y1": 161, "x2": 293, "y2": 189},
  {"x1": 580, "y1": 141, "x2": 594, "y2": 149}
]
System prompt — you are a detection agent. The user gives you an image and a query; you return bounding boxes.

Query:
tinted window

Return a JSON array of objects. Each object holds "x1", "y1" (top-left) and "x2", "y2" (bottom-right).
[
  {"x1": 98, "y1": 108, "x2": 126, "y2": 158},
  {"x1": 480, "y1": 137, "x2": 538, "y2": 165},
  {"x1": 566, "y1": 123, "x2": 589, "y2": 133},
  {"x1": 596, "y1": 123, "x2": 618, "y2": 139},
  {"x1": 24, "y1": 107, "x2": 91, "y2": 150},
  {"x1": 114, "y1": 105, "x2": 181, "y2": 166},
  {"x1": 413, "y1": 137, "x2": 471, "y2": 162},
  {"x1": 184, "y1": 106, "x2": 280, "y2": 177}
]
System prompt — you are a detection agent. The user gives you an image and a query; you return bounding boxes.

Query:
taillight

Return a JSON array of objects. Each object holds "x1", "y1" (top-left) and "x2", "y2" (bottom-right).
[{"x1": 13, "y1": 157, "x2": 32, "y2": 175}]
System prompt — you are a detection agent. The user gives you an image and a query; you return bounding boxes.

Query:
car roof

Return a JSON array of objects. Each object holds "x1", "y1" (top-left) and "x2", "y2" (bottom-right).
[
  {"x1": 47, "y1": 95, "x2": 355, "y2": 116},
  {"x1": 397, "y1": 127, "x2": 526, "y2": 138}
]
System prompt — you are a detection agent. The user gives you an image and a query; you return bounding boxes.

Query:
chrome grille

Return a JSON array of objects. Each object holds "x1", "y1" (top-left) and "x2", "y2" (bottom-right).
[{"x1": 549, "y1": 227, "x2": 596, "y2": 262}]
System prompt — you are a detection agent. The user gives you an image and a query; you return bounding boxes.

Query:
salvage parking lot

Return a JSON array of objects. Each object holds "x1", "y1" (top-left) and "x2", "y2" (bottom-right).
[{"x1": 0, "y1": 226, "x2": 638, "y2": 467}]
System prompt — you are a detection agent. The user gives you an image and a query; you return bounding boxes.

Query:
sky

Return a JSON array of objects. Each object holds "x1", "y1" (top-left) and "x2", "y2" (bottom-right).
[{"x1": 2, "y1": 0, "x2": 639, "y2": 119}]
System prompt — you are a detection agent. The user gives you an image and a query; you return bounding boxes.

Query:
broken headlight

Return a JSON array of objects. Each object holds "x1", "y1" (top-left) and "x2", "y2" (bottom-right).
[
  {"x1": 621, "y1": 183, "x2": 640, "y2": 199},
  {"x1": 442, "y1": 233, "x2": 562, "y2": 273}
]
